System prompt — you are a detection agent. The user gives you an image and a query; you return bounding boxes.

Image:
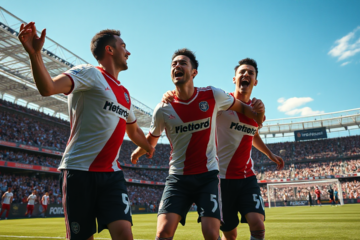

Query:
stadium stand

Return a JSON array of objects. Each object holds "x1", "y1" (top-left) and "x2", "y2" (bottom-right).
[{"x1": 0, "y1": 99, "x2": 359, "y2": 213}]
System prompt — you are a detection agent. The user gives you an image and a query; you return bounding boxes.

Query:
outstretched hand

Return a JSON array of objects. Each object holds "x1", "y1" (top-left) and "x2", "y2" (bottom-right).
[{"x1": 18, "y1": 22, "x2": 46, "y2": 55}]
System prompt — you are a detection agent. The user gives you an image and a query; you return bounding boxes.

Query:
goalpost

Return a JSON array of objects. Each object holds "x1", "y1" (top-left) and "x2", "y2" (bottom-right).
[{"x1": 266, "y1": 179, "x2": 344, "y2": 208}]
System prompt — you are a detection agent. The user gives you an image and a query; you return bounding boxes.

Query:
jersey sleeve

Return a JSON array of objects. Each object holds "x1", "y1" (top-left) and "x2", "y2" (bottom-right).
[
  {"x1": 63, "y1": 64, "x2": 96, "y2": 95},
  {"x1": 149, "y1": 103, "x2": 165, "y2": 138},
  {"x1": 211, "y1": 86, "x2": 235, "y2": 111},
  {"x1": 126, "y1": 104, "x2": 137, "y2": 124}
]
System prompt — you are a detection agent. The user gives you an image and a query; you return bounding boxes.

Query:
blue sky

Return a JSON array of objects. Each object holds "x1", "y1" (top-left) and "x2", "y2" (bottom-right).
[{"x1": 1, "y1": 1, "x2": 360, "y2": 138}]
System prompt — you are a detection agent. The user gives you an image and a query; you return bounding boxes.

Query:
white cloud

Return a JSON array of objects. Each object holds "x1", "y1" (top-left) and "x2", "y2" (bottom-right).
[
  {"x1": 277, "y1": 97, "x2": 324, "y2": 117},
  {"x1": 341, "y1": 61, "x2": 351, "y2": 66},
  {"x1": 329, "y1": 26, "x2": 360, "y2": 63},
  {"x1": 277, "y1": 97, "x2": 313, "y2": 112},
  {"x1": 285, "y1": 107, "x2": 325, "y2": 116}
]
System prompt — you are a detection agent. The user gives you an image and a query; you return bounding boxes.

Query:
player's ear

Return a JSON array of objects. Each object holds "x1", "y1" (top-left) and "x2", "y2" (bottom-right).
[
  {"x1": 254, "y1": 79, "x2": 258, "y2": 86},
  {"x1": 192, "y1": 69, "x2": 198, "y2": 78},
  {"x1": 105, "y1": 45, "x2": 113, "y2": 55},
  {"x1": 233, "y1": 76, "x2": 236, "y2": 84}
]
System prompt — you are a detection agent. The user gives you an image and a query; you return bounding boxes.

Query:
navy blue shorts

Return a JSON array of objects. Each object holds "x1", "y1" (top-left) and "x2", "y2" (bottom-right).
[
  {"x1": 60, "y1": 170, "x2": 132, "y2": 240},
  {"x1": 158, "y1": 170, "x2": 221, "y2": 226},
  {"x1": 220, "y1": 176, "x2": 265, "y2": 232}
]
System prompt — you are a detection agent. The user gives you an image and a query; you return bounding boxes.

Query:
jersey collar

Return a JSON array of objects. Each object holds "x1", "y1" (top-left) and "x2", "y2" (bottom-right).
[
  {"x1": 96, "y1": 66, "x2": 121, "y2": 85},
  {"x1": 174, "y1": 87, "x2": 198, "y2": 104},
  {"x1": 230, "y1": 92, "x2": 251, "y2": 105}
]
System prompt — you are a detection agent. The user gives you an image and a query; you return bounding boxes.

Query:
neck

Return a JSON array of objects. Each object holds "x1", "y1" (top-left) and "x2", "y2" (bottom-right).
[
  {"x1": 234, "y1": 90, "x2": 251, "y2": 103},
  {"x1": 99, "y1": 61, "x2": 121, "y2": 79},
  {"x1": 175, "y1": 81, "x2": 195, "y2": 101}
]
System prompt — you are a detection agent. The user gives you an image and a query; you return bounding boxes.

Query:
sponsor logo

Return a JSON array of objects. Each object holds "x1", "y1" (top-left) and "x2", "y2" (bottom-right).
[
  {"x1": 71, "y1": 222, "x2": 80, "y2": 234},
  {"x1": 49, "y1": 207, "x2": 64, "y2": 215},
  {"x1": 199, "y1": 101, "x2": 209, "y2": 112},
  {"x1": 103, "y1": 101, "x2": 129, "y2": 119},
  {"x1": 175, "y1": 118, "x2": 210, "y2": 134},
  {"x1": 168, "y1": 114, "x2": 176, "y2": 119},
  {"x1": 105, "y1": 86, "x2": 110, "y2": 91},
  {"x1": 229, "y1": 122, "x2": 257, "y2": 135},
  {"x1": 67, "y1": 66, "x2": 86, "y2": 75},
  {"x1": 124, "y1": 92, "x2": 130, "y2": 103}
]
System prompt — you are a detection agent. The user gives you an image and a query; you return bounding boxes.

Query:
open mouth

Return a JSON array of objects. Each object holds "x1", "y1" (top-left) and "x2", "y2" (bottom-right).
[
  {"x1": 174, "y1": 71, "x2": 184, "y2": 78},
  {"x1": 240, "y1": 79, "x2": 250, "y2": 87}
]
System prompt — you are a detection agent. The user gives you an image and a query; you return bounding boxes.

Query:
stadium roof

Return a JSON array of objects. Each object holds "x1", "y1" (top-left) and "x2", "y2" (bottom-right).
[
  {"x1": 259, "y1": 108, "x2": 360, "y2": 138},
  {"x1": 0, "y1": 7, "x2": 153, "y2": 128}
]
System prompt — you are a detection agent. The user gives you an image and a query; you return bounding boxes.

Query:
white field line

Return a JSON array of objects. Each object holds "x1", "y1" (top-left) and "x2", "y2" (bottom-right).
[{"x1": 0, "y1": 236, "x2": 148, "y2": 240}]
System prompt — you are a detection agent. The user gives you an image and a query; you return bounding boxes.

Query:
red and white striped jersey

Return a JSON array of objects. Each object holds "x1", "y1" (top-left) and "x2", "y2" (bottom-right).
[
  {"x1": 217, "y1": 95, "x2": 259, "y2": 179},
  {"x1": 150, "y1": 86, "x2": 235, "y2": 175},
  {"x1": 3, "y1": 192, "x2": 13, "y2": 204},
  {"x1": 58, "y1": 64, "x2": 136, "y2": 172},
  {"x1": 28, "y1": 194, "x2": 37, "y2": 205}
]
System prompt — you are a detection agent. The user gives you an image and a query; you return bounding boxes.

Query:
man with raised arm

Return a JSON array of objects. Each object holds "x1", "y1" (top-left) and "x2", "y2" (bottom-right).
[
  {"x1": 162, "y1": 58, "x2": 284, "y2": 240},
  {"x1": 0, "y1": 187, "x2": 13, "y2": 220},
  {"x1": 131, "y1": 49, "x2": 264, "y2": 240},
  {"x1": 18, "y1": 22, "x2": 154, "y2": 240}
]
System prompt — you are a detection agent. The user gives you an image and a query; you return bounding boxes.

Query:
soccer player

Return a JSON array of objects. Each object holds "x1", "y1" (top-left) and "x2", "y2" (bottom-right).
[
  {"x1": 328, "y1": 186, "x2": 335, "y2": 206},
  {"x1": 18, "y1": 22, "x2": 154, "y2": 240},
  {"x1": 41, "y1": 192, "x2": 50, "y2": 217},
  {"x1": 132, "y1": 49, "x2": 265, "y2": 240},
  {"x1": 0, "y1": 187, "x2": 13, "y2": 220},
  {"x1": 162, "y1": 58, "x2": 284, "y2": 240},
  {"x1": 334, "y1": 187, "x2": 339, "y2": 206},
  {"x1": 315, "y1": 186, "x2": 322, "y2": 206},
  {"x1": 26, "y1": 190, "x2": 38, "y2": 217}
]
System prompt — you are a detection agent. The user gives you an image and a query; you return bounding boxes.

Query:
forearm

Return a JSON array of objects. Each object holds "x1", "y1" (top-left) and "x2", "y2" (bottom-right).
[
  {"x1": 128, "y1": 127, "x2": 153, "y2": 152},
  {"x1": 230, "y1": 100, "x2": 257, "y2": 120},
  {"x1": 29, "y1": 52, "x2": 55, "y2": 96},
  {"x1": 253, "y1": 133, "x2": 272, "y2": 158}
]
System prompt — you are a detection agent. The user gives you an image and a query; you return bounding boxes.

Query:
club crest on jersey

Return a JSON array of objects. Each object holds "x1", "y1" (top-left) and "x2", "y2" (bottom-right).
[
  {"x1": 124, "y1": 92, "x2": 130, "y2": 103},
  {"x1": 199, "y1": 101, "x2": 209, "y2": 112}
]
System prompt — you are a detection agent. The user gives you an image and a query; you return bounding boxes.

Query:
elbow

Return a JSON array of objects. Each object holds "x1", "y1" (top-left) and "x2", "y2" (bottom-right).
[{"x1": 38, "y1": 89, "x2": 53, "y2": 96}]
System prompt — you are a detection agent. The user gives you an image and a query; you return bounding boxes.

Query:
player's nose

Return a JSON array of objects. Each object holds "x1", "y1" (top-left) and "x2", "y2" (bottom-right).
[{"x1": 126, "y1": 50, "x2": 131, "y2": 56}]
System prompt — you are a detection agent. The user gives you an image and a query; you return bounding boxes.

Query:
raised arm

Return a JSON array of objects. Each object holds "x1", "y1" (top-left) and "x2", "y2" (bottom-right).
[
  {"x1": 126, "y1": 122, "x2": 155, "y2": 160},
  {"x1": 252, "y1": 131, "x2": 284, "y2": 170},
  {"x1": 131, "y1": 134, "x2": 159, "y2": 164},
  {"x1": 18, "y1": 22, "x2": 72, "y2": 96}
]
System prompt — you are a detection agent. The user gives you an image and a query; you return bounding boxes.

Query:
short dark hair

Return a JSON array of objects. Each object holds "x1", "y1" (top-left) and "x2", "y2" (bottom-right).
[
  {"x1": 172, "y1": 48, "x2": 199, "y2": 70},
  {"x1": 234, "y1": 58, "x2": 258, "y2": 78},
  {"x1": 91, "y1": 29, "x2": 120, "y2": 61}
]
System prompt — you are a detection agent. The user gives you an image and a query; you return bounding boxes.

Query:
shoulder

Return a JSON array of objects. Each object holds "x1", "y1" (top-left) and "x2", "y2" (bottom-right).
[{"x1": 67, "y1": 64, "x2": 96, "y2": 74}]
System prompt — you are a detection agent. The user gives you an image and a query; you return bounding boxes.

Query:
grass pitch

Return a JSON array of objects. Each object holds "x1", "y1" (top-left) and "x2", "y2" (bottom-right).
[{"x1": 0, "y1": 204, "x2": 359, "y2": 240}]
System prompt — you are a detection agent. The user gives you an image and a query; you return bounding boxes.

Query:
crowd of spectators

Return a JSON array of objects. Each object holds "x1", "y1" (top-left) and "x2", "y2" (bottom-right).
[
  {"x1": 127, "y1": 185, "x2": 163, "y2": 210},
  {"x1": 260, "y1": 179, "x2": 360, "y2": 202},
  {"x1": 123, "y1": 168, "x2": 168, "y2": 182},
  {"x1": 0, "y1": 110, "x2": 69, "y2": 150},
  {"x1": 257, "y1": 159, "x2": 360, "y2": 180},
  {"x1": 0, "y1": 148, "x2": 60, "y2": 168},
  {"x1": 0, "y1": 99, "x2": 68, "y2": 126}
]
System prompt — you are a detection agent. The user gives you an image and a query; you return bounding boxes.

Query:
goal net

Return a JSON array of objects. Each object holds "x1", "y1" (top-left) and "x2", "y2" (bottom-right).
[{"x1": 266, "y1": 179, "x2": 344, "y2": 208}]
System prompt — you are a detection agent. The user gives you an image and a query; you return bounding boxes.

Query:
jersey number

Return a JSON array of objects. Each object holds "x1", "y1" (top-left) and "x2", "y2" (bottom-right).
[
  {"x1": 211, "y1": 194, "x2": 218, "y2": 213},
  {"x1": 122, "y1": 193, "x2": 131, "y2": 215},
  {"x1": 253, "y1": 194, "x2": 264, "y2": 210}
]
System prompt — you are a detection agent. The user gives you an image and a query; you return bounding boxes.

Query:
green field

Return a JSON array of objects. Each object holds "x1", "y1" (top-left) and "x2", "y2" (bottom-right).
[{"x1": 0, "y1": 205, "x2": 359, "y2": 240}]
